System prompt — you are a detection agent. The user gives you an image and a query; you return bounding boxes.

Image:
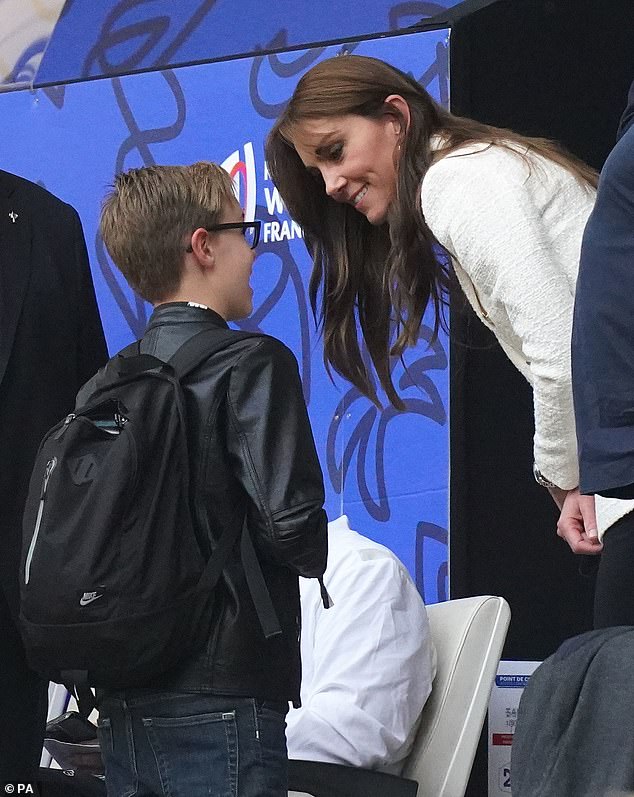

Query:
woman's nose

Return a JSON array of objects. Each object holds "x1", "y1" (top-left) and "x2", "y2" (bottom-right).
[{"x1": 324, "y1": 170, "x2": 346, "y2": 199}]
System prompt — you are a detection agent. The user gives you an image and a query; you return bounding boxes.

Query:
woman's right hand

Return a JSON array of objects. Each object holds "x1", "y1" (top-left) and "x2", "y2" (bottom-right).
[{"x1": 554, "y1": 488, "x2": 603, "y2": 555}]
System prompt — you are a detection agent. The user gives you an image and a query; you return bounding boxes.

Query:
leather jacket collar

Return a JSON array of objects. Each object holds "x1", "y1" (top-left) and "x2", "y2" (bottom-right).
[{"x1": 146, "y1": 302, "x2": 229, "y2": 331}]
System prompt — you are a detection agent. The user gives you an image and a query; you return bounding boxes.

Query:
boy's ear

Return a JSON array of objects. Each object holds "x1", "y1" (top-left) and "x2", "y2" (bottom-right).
[{"x1": 189, "y1": 227, "x2": 215, "y2": 268}]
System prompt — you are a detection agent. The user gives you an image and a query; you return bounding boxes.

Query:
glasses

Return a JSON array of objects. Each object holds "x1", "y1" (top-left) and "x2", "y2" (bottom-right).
[{"x1": 186, "y1": 221, "x2": 261, "y2": 252}]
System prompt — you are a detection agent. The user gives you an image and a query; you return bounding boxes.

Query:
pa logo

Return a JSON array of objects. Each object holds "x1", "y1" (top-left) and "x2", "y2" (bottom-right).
[{"x1": 68, "y1": 454, "x2": 99, "y2": 485}]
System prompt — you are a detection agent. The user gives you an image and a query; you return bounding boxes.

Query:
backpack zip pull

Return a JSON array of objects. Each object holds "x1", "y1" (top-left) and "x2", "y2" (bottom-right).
[
  {"x1": 54, "y1": 413, "x2": 76, "y2": 440},
  {"x1": 25, "y1": 457, "x2": 57, "y2": 584},
  {"x1": 41, "y1": 457, "x2": 57, "y2": 498}
]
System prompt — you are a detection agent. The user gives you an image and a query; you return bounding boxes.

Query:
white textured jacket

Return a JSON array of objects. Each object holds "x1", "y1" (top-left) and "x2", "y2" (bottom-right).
[{"x1": 421, "y1": 141, "x2": 633, "y2": 535}]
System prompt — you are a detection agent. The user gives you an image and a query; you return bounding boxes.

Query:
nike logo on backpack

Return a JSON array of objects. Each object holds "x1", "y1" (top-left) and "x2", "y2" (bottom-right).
[{"x1": 79, "y1": 592, "x2": 103, "y2": 606}]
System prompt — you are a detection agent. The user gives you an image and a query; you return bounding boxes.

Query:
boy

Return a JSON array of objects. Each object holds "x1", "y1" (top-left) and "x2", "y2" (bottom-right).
[{"x1": 96, "y1": 162, "x2": 328, "y2": 796}]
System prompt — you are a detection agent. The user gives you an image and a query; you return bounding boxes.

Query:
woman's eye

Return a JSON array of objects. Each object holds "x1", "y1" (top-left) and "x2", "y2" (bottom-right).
[{"x1": 329, "y1": 144, "x2": 343, "y2": 161}]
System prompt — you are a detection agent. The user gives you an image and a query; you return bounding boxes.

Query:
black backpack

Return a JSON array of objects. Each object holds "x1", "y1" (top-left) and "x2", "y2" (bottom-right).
[{"x1": 19, "y1": 328, "x2": 280, "y2": 702}]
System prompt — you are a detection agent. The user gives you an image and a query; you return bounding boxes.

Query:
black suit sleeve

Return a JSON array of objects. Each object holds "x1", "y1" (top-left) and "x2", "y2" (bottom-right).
[
  {"x1": 69, "y1": 205, "x2": 108, "y2": 385},
  {"x1": 226, "y1": 337, "x2": 328, "y2": 579}
]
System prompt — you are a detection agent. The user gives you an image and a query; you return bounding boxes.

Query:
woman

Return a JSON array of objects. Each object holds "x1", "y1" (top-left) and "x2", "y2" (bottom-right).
[{"x1": 265, "y1": 53, "x2": 633, "y2": 560}]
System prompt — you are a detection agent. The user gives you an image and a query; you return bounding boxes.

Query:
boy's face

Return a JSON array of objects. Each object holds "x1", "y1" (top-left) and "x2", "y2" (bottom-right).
[{"x1": 211, "y1": 200, "x2": 257, "y2": 321}]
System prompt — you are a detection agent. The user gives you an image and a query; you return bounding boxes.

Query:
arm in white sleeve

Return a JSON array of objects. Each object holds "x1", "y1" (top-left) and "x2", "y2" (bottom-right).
[
  {"x1": 286, "y1": 546, "x2": 435, "y2": 772},
  {"x1": 422, "y1": 147, "x2": 592, "y2": 489}
]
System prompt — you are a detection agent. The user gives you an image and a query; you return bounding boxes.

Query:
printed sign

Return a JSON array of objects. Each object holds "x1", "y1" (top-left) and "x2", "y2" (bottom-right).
[{"x1": 488, "y1": 660, "x2": 542, "y2": 796}]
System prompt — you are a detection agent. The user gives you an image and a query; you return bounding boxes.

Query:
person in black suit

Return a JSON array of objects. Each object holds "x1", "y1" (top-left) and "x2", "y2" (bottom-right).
[
  {"x1": 572, "y1": 81, "x2": 634, "y2": 627},
  {"x1": 0, "y1": 170, "x2": 108, "y2": 784}
]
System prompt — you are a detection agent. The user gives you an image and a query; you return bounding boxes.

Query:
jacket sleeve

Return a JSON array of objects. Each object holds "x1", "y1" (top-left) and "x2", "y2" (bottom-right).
[
  {"x1": 226, "y1": 336, "x2": 328, "y2": 579},
  {"x1": 422, "y1": 148, "x2": 590, "y2": 490},
  {"x1": 68, "y1": 204, "x2": 109, "y2": 386},
  {"x1": 572, "y1": 124, "x2": 634, "y2": 497},
  {"x1": 286, "y1": 538, "x2": 436, "y2": 770}
]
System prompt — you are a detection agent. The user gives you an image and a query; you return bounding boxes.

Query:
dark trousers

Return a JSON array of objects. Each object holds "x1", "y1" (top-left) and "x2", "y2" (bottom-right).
[
  {"x1": 594, "y1": 510, "x2": 634, "y2": 628},
  {"x1": 0, "y1": 585, "x2": 48, "y2": 784},
  {"x1": 98, "y1": 691, "x2": 288, "y2": 797}
]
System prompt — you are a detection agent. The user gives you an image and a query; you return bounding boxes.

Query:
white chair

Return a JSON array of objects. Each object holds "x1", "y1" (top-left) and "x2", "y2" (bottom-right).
[
  {"x1": 402, "y1": 595, "x2": 510, "y2": 796},
  {"x1": 289, "y1": 594, "x2": 510, "y2": 797}
]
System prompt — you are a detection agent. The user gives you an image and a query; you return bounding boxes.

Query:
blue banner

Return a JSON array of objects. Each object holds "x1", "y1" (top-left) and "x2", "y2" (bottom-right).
[
  {"x1": 0, "y1": 28, "x2": 449, "y2": 603},
  {"x1": 36, "y1": 0, "x2": 461, "y2": 84}
]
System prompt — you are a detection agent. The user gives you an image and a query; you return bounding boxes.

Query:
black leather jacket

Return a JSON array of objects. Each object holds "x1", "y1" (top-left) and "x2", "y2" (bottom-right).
[{"x1": 136, "y1": 303, "x2": 327, "y2": 703}]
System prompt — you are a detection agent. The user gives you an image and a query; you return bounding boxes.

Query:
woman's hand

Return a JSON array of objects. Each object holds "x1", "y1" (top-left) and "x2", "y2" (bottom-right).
[{"x1": 552, "y1": 487, "x2": 603, "y2": 555}]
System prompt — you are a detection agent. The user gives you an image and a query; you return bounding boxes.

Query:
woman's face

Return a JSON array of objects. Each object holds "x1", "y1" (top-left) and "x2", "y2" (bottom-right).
[{"x1": 292, "y1": 113, "x2": 402, "y2": 225}]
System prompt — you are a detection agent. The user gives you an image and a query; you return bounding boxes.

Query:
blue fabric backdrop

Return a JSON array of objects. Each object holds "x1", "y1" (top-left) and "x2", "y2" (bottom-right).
[
  {"x1": 34, "y1": 0, "x2": 461, "y2": 84},
  {"x1": 0, "y1": 27, "x2": 450, "y2": 604}
]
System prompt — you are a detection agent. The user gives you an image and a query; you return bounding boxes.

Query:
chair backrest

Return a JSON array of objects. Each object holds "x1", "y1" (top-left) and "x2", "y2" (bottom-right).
[{"x1": 401, "y1": 595, "x2": 510, "y2": 797}]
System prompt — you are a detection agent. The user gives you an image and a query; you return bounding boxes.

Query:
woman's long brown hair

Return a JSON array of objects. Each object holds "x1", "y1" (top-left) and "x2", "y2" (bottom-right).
[{"x1": 265, "y1": 55, "x2": 597, "y2": 409}]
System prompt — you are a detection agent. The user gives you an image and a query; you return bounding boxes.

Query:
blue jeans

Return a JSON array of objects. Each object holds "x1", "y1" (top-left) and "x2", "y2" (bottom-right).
[{"x1": 97, "y1": 691, "x2": 288, "y2": 797}]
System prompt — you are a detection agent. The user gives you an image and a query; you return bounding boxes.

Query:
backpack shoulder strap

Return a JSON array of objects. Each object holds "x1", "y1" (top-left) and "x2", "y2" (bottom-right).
[
  {"x1": 168, "y1": 328, "x2": 261, "y2": 381},
  {"x1": 171, "y1": 326, "x2": 282, "y2": 638},
  {"x1": 196, "y1": 516, "x2": 282, "y2": 640},
  {"x1": 119, "y1": 341, "x2": 141, "y2": 358}
]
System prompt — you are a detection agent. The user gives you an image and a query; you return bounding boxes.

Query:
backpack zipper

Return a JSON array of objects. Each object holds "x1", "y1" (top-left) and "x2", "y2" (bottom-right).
[
  {"x1": 24, "y1": 457, "x2": 57, "y2": 585},
  {"x1": 54, "y1": 413, "x2": 76, "y2": 440}
]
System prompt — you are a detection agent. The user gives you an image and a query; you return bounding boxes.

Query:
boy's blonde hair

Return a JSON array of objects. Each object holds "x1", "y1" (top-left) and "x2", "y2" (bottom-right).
[{"x1": 100, "y1": 162, "x2": 237, "y2": 302}]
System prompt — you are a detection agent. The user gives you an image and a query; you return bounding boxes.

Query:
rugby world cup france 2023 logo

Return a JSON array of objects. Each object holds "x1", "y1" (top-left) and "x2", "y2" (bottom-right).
[{"x1": 221, "y1": 143, "x2": 256, "y2": 222}]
